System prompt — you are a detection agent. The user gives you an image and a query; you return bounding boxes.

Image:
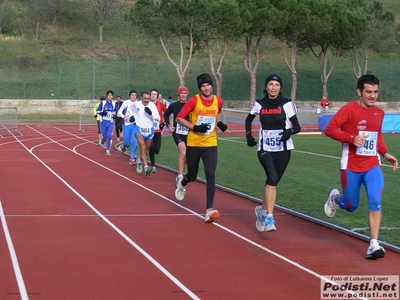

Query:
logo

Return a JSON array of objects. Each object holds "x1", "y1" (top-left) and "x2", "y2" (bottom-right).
[
  {"x1": 261, "y1": 107, "x2": 282, "y2": 115},
  {"x1": 321, "y1": 275, "x2": 399, "y2": 299},
  {"x1": 357, "y1": 120, "x2": 367, "y2": 131}
]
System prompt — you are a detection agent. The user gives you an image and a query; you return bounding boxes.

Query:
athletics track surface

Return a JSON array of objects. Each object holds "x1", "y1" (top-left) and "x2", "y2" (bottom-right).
[{"x1": 0, "y1": 124, "x2": 399, "y2": 300}]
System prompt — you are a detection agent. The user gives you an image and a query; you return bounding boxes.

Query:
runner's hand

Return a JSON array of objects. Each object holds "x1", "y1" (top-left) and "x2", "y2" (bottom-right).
[
  {"x1": 246, "y1": 134, "x2": 257, "y2": 147},
  {"x1": 193, "y1": 124, "x2": 208, "y2": 133},
  {"x1": 217, "y1": 121, "x2": 228, "y2": 132},
  {"x1": 279, "y1": 129, "x2": 292, "y2": 141}
]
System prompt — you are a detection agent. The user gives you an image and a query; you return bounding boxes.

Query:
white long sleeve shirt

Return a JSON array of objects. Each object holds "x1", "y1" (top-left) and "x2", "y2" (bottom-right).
[
  {"x1": 133, "y1": 100, "x2": 160, "y2": 131},
  {"x1": 117, "y1": 100, "x2": 137, "y2": 126}
]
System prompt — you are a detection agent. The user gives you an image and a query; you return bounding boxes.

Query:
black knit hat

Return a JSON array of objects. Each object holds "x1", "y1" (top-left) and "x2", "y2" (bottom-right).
[
  {"x1": 265, "y1": 73, "x2": 283, "y2": 88},
  {"x1": 197, "y1": 73, "x2": 213, "y2": 90}
]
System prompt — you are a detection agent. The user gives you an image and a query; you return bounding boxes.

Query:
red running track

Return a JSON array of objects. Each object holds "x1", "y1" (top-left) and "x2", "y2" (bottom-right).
[{"x1": 0, "y1": 124, "x2": 399, "y2": 300}]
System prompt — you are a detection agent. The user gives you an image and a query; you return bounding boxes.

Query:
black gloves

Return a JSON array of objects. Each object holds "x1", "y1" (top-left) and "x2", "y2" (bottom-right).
[
  {"x1": 246, "y1": 133, "x2": 257, "y2": 147},
  {"x1": 144, "y1": 107, "x2": 152, "y2": 116},
  {"x1": 160, "y1": 123, "x2": 166, "y2": 130},
  {"x1": 217, "y1": 121, "x2": 228, "y2": 132},
  {"x1": 129, "y1": 115, "x2": 135, "y2": 123},
  {"x1": 279, "y1": 129, "x2": 292, "y2": 141},
  {"x1": 99, "y1": 111, "x2": 107, "y2": 116},
  {"x1": 94, "y1": 114, "x2": 97, "y2": 118},
  {"x1": 193, "y1": 124, "x2": 209, "y2": 133}
]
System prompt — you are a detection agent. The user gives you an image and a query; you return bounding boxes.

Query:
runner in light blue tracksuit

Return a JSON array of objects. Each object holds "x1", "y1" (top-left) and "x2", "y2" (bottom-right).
[{"x1": 117, "y1": 90, "x2": 141, "y2": 164}]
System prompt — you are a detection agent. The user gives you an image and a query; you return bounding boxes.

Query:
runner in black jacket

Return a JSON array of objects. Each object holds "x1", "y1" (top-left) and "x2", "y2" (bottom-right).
[
  {"x1": 245, "y1": 73, "x2": 301, "y2": 232},
  {"x1": 164, "y1": 86, "x2": 190, "y2": 186}
]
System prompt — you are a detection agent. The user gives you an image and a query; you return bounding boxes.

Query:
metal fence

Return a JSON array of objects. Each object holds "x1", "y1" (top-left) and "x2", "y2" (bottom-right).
[{"x1": 1, "y1": 57, "x2": 400, "y2": 102}]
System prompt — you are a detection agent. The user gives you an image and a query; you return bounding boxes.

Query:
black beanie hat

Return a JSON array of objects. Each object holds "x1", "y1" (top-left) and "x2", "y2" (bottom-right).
[
  {"x1": 265, "y1": 73, "x2": 283, "y2": 88},
  {"x1": 197, "y1": 73, "x2": 213, "y2": 90}
]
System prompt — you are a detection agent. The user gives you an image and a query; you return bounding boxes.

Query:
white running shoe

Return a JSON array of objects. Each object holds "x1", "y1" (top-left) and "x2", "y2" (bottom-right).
[
  {"x1": 265, "y1": 215, "x2": 276, "y2": 231},
  {"x1": 175, "y1": 181, "x2": 186, "y2": 201},
  {"x1": 366, "y1": 242, "x2": 385, "y2": 260},
  {"x1": 106, "y1": 150, "x2": 111, "y2": 156},
  {"x1": 255, "y1": 206, "x2": 267, "y2": 232},
  {"x1": 204, "y1": 208, "x2": 220, "y2": 223},
  {"x1": 324, "y1": 188, "x2": 339, "y2": 217},
  {"x1": 176, "y1": 175, "x2": 183, "y2": 187}
]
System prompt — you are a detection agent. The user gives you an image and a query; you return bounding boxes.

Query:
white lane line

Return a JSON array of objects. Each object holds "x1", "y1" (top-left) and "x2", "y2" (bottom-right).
[
  {"x1": 0, "y1": 200, "x2": 29, "y2": 300},
  {"x1": 220, "y1": 137, "x2": 394, "y2": 168},
  {"x1": 9, "y1": 126, "x2": 201, "y2": 300},
  {"x1": 30, "y1": 125, "x2": 366, "y2": 299}
]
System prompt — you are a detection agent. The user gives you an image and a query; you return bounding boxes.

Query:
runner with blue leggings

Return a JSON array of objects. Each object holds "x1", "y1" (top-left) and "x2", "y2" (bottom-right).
[
  {"x1": 118, "y1": 90, "x2": 140, "y2": 165},
  {"x1": 97, "y1": 90, "x2": 117, "y2": 156}
]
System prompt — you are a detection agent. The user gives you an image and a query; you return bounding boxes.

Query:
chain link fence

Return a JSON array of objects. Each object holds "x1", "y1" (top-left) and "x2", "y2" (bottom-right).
[{"x1": 1, "y1": 57, "x2": 399, "y2": 102}]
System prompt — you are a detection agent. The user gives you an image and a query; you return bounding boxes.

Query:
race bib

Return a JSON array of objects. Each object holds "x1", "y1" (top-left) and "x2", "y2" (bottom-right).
[
  {"x1": 197, "y1": 115, "x2": 216, "y2": 135},
  {"x1": 140, "y1": 126, "x2": 152, "y2": 136},
  {"x1": 103, "y1": 111, "x2": 113, "y2": 122},
  {"x1": 262, "y1": 129, "x2": 284, "y2": 152},
  {"x1": 356, "y1": 131, "x2": 378, "y2": 156},
  {"x1": 176, "y1": 123, "x2": 189, "y2": 135}
]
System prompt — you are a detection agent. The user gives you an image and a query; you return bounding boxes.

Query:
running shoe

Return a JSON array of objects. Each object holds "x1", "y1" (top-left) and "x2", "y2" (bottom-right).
[
  {"x1": 106, "y1": 150, "x2": 111, "y2": 156},
  {"x1": 100, "y1": 139, "x2": 106, "y2": 147},
  {"x1": 121, "y1": 145, "x2": 127, "y2": 153},
  {"x1": 97, "y1": 140, "x2": 102, "y2": 146},
  {"x1": 145, "y1": 165, "x2": 152, "y2": 176},
  {"x1": 265, "y1": 215, "x2": 276, "y2": 231},
  {"x1": 366, "y1": 242, "x2": 385, "y2": 260},
  {"x1": 324, "y1": 188, "x2": 340, "y2": 217},
  {"x1": 204, "y1": 208, "x2": 220, "y2": 223},
  {"x1": 175, "y1": 180, "x2": 186, "y2": 201},
  {"x1": 152, "y1": 166, "x2": 157, "y2": 173},
  {"x1": 176, "y1": 175, "x2": 183, "y2": 187},
  {"x1": 255, "y1": 206, "x2": 267, "y2": 232},
  {"x1": 129, "y1": 158, "x2": 136, "y2": 165},
  {"x1": 136, "y1": 159, "x2": 143, "y2": 173}
]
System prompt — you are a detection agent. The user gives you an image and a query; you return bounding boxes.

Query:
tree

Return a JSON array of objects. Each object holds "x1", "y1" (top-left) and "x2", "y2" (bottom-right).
[
  {"x1": 351, "y1": 0, "x2": 395, "y2": 78},
  {"x1": 23, "y1": 0, "x2": 68, "y2": 39},
  {"x1": 237, "y1": 0, "x2": 281, "y2": 105},
  {"x1": 270, "y1": 0, "x2": 312, "y2": 100},
  {"x1": 89, "y1": 0, "x2": 128, "y2": 42},
  {"x1": 305, "y1": 0, "x2": 366, "y2": 98},
  {"x1": 130, "y1": 0, "x2": 207, "y2": 87},
  {"x1": 25, "y1": 0, "x2": 50, "y2": 40},
  {"x1": 0, "y1": 2, "x2": 11, "y2": 33},
  {"x1": 47, "y1": 0, "x2": 65, "y2": 24},
  {"x1": 202, "y1": 0, "x2": 241, "y2": 97}
]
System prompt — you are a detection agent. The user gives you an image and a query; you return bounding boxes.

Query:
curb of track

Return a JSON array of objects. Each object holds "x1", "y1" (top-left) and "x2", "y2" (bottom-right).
[{"x1": 114, "y1": 142, "x2": 400, "y2": 254}]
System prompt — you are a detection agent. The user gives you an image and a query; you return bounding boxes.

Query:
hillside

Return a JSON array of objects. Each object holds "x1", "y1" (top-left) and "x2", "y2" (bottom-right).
[{"x1": 0, "y1": 0, "x2": 399, "y2": 101}]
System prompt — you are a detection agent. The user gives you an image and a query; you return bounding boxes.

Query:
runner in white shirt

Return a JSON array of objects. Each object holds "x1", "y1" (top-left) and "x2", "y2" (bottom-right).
[
  {"x1": 133, "y1": 91, "x2": 160, "y2": 176},
  {"x1": 117, "y1": 90, "x2": 140, "y2": 165}
]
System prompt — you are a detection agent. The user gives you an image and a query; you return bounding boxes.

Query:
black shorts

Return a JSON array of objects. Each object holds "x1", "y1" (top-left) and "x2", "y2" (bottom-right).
[
  {"x1": 257, "y1": 150, "x2": 291, "y2": 186},
  {"x1": 172, "y1": 133, "x2": 187, "y2": 146}
]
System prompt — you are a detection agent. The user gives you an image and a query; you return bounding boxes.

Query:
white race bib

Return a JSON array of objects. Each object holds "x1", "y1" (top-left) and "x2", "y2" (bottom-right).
[
  {"x1": 176, "y1": 123, "x2": 189, "y2": 135},
  {"x1": 197, "y1": 115, "x2": 216, "y2": 135},
  {"x1": 102, "y1": 111, "x2": 113, "y2": 122},
  {"x1": 356, "y1": 131, "x2": 378, "y2": 156},
  {"x1": 140, "y1": 126, "x2": 152, "y2": 136},
  {"x1": 262, "y1": 129, "x2": 284, "y2": 152}
]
